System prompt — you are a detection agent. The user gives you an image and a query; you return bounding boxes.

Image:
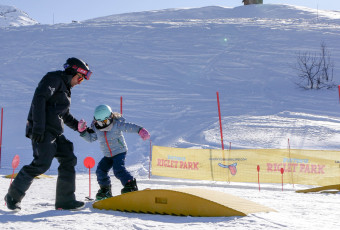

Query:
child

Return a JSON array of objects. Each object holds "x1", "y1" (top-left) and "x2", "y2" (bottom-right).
[{"x1": 78, "y1": 104, "x2": 150, "y2": 200}]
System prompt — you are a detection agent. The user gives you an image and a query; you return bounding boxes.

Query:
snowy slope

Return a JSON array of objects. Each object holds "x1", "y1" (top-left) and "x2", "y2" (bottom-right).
[
  {"x1": 0, "y1": 3, "x2": 340, "y2": 171},
  {"x1": 1, "y1": 174, "x2": 339, "y2": 230},
  {"x1": 0, "y1": 3, "x2": 340, "y2": 170},
  {"x1": 85, "y1": 4, "x2": 340, "y2": 22},
  {"x1": 0, "y1": 4, "x2": 340, "y2": 229},
  {"x1": 0, "y1": 5, "x2": 38, "y2": 27}
]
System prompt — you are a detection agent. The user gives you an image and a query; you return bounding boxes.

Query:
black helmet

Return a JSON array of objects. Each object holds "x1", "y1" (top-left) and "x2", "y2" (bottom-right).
[{"x1": 63, "y1": 57, "x2": 92, "y2": 79}]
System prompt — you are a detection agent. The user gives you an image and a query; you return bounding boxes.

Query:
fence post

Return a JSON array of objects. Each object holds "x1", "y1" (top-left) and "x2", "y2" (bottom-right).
[
  {"x1": 120, "y1": 96, "x2": 123, "y2": 115},
  {"x1": 0, "y1": 107, "x2": 3, "y2": 168},
  {"x1": 216, "y1": 92, "x2": 224, "y2": 150}
]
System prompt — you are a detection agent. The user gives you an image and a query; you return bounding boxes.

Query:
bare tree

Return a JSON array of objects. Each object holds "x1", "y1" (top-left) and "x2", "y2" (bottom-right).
[
  {"x1": 295, "y1": 51, "x2": 321, "y2": 89},
  {"x1": 294, "y1": 42, "x2": 335, "y2": 89},
  {"x1": 320, "y1": 42, "x2": 334, "y2": 82}
]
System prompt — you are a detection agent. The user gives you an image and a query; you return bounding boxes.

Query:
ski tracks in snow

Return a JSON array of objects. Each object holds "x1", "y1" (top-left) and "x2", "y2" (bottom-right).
[{"x1": 203, "y1": 111, "x2": 340, "y2": 149}]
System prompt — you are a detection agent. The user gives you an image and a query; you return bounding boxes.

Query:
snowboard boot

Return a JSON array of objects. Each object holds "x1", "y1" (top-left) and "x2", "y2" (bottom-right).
[
  {"x1": 96, "y1": 185, "x2": 112, "y2": 201},
  {"x1": 55, "y1": 200, "x2": 85, "y2": 210},
  {"x1": 121, "y1": 179, "x2": 138, "y2": 194},
  {"x1": 4, "y1": 194, "x2": 21, "y2": 211}
]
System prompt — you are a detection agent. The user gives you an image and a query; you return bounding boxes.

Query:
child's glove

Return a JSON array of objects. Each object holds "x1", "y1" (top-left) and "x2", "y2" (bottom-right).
[
  {"x1": 138, "y1": 128, "x2": 150, "y2": 140},
  {"x1": 78, "y1": 119, "x2": 87, "y2": 132}
]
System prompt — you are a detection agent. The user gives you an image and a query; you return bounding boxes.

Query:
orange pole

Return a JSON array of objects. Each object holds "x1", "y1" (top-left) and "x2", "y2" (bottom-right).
[{"x1": 216, "y1": 92, "x2": 224, "y2": 150}]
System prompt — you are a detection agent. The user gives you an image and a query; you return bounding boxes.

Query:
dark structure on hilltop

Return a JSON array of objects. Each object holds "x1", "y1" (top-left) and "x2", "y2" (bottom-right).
[{"x1": 243, "y1": 0, "x2": 263, "y2": 5}]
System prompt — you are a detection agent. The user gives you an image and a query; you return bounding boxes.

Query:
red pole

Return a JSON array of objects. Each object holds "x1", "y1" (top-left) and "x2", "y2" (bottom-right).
[
  {"x1": 149, "y1": 139, "x2": 152, "y2": 180},
  {"x1": 10, "y1": 155, "x2": 20, "y2": 185},
  {"x1": 0, "y1": 107, "x2": 3, "y2": 168},
  {"x1": 257, "y1": 165, "x2": 260, "y2": 191},
  {"x1": 5, "y1": 155, "x2": 19, "y2": 206},
  {"x1": 216, "y1": 92, "x2": 224, "y2": 150},
  {"x1": 120, "y1": 96, "x2": 123, "y2": 115},
  {"x1": 89, "y1": 168, "x2": 91, "y2": 199},
  {"x1": 281, "y1": 168, "x2": 284, "y2": 191},
  {"x1": 83, "y1": 157, "x2": 95, "y2": 200},
  {"x1": 288, "y1": 138, "x2": 294, "y2": 188}
]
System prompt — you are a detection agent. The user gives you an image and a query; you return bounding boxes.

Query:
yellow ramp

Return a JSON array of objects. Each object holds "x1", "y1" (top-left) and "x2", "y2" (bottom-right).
[
  {"x1": 296, "y1": 184, "x2": 340, "y2": 193},
  {"x1": 4, "y1": 173, "x2": 53, "y2": 179},
  {"x1": 93, "y1": 188, "x2": 276, "y2": 217}
]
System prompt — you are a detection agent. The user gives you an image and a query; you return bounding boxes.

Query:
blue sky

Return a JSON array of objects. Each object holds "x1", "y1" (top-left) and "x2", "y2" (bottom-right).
[{"x1": 1, "y1": 0, "x2": 340, "y2": 24}]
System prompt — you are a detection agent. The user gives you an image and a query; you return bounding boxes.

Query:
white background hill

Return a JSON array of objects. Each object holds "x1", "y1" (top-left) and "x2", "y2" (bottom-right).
[
  {"x1": 0, "y1": 5, "x2": 38, "y2": 27},
  {"x1": 0, "y1": 4, "x2": 339, "y2": 229}
]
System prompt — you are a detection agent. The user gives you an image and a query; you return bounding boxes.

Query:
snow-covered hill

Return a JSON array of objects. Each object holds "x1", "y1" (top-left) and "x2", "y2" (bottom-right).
[
  {"x1": 1, "y1": 3, "x2": 340, "y2": 171},
  {"x1": 0, "y1": 5, "x2": 38, "y2": 27},
  {"x1": 86, "y1": 4, "x2": 340, "y2": 22},
  {"x1": 0, "y1": 4, "x2": 340, "y2": 229}
]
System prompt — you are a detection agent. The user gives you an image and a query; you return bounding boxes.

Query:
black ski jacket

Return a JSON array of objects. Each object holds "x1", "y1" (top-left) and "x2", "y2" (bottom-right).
[{"x1": 26, "y1": 71, "x2": 78, "y2": 138}]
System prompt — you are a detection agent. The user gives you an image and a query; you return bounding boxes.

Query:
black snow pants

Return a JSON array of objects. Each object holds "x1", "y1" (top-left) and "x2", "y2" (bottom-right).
[{"x1": 8, "y1": 132, "x2": 77, "y2": 205}]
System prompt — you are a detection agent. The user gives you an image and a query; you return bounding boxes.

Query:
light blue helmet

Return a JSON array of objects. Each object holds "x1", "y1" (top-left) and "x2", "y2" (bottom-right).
[{"x1": 94, "y1": 104, "x2": 112, "y2": 121}]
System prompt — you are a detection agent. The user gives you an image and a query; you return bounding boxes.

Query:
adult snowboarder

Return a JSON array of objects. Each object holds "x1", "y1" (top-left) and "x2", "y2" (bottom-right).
[{"x1": 4, "y1": 57, "x2": 92, "y2": 211}]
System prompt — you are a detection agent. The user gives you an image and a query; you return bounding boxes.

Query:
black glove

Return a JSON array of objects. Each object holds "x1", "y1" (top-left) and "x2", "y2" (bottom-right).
[
  {"x1": 86, "y1": 127, "x2": 95, "y2": 134},
  {"x1": 31, "y1": 133, "x2": 44, "y2": 143}
]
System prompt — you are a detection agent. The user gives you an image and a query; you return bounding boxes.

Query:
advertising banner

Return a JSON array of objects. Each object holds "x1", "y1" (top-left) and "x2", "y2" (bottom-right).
[{"x1": 152, "y1": 146, "x2": 340, "y2": 186}]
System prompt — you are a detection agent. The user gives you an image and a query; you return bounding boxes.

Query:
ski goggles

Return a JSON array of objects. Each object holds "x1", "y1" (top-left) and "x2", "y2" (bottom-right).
[
  {"x1": 95, "y1": 114, "x2": 113, "y2": 127},
  {"x1": 72, "y1": 65, "x2": 92, "y2": 80},
  {"x1": 64, "y1": 64, "x2": 92, "y2": 80}
]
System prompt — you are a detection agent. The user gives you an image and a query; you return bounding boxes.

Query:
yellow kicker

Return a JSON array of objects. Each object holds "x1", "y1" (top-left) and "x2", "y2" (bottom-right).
[
  {"x1": 296, "y1": 184, "x2": 340, "y2": 194},
  {"x1": 93, "y1": 188, "x2": 276, "y2": 217},
  {"x1": 4, "y1": 173, "x2": 53, "y2": 179}
]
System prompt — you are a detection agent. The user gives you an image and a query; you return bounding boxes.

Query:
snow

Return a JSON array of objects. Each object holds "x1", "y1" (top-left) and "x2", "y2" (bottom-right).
[
  {"x1": 0, "y1": 5, "x2": 38, "y2": 27},
  {"x1": 0, "y1": 175, "x2": 339, "y2": 229},
  {"x1": 0, "y1": 3, "x2": 340, "y2": 229}
]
